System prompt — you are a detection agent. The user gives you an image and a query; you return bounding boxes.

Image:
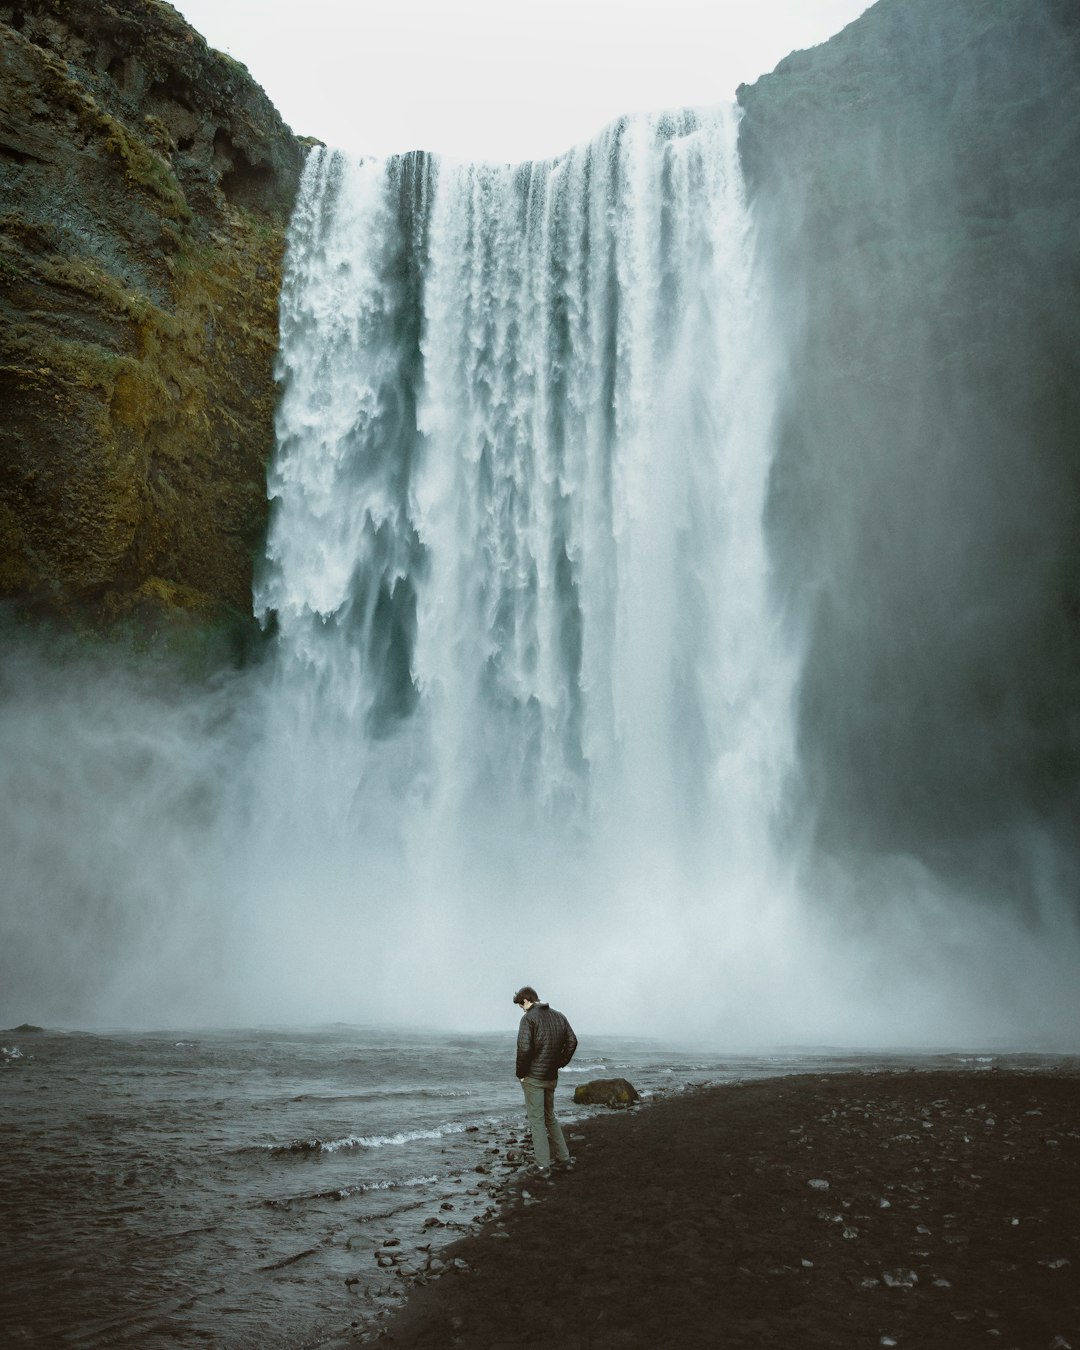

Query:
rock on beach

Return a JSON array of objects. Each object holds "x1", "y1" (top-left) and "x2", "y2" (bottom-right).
[{"x1": 572, "y1": 1077, "x2": 641, "y2": 1107}]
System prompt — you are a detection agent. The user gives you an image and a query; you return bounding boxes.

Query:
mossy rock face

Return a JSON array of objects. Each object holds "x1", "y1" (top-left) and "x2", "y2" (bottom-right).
[
  {"x1": 573, "y1": 1078, "x2": 641, "y2": 1108},
  {"x1": 0, "y1": 0, "x2": 304, "y2": 635}
]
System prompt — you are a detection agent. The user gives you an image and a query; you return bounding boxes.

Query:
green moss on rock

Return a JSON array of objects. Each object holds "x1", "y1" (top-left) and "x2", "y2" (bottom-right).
[{"x1": 0, "y1": 0, "x2": 303, "y2": 639}]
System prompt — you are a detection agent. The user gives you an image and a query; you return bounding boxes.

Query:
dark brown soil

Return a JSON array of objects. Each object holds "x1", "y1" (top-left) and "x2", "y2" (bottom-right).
[{"x1": 373, "y1": 1070, "x2": 1080, "y2": 1349}]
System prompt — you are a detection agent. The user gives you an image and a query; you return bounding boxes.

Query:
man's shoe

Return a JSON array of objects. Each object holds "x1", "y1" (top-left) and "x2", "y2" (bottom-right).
[{"x1": 552, "y1": 1158, "x2": 575, "y2": 1171}]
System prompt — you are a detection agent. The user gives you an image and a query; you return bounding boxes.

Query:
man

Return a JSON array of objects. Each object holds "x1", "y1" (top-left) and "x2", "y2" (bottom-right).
[{"x1": 512, "y1": 985, "x2": 577, "y2": 1175}]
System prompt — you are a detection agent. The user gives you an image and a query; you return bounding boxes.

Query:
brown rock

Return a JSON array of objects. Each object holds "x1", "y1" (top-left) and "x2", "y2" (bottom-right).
[
  {"x1": 572, "y1": 1077, "x2": 641, "y2": 1108},
  {"x1": 0, "y1": 0, "x2": 303, "y2": 635}
]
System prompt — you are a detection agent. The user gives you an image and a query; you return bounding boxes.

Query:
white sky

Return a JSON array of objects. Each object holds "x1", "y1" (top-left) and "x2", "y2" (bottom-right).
[{"x1": 172, "y1": 0, "x2": 874, "y2": 162}]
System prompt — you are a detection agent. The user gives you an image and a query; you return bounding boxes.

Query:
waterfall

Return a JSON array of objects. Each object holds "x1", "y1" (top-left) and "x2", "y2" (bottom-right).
[
  {"x1": 6, "y1": 104, "x2": 1076, "y2": 1042},
  {"x1": 248, "y1": 107, "x2": 804, "y2": 1033}
]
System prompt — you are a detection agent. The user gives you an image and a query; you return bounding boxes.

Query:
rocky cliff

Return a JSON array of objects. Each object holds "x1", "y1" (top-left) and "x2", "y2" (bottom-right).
[
  {"x1": 0, "y1": 0, "x2": 302, "y2": 637},
  {"x1": 737, "y1": 0, "x2": 1080, "y2": 883}
]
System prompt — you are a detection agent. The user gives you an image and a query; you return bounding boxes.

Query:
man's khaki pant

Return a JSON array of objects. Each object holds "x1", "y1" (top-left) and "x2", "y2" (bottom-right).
[{"x1": 521, "y1": 1075, "x2": 571, "y2": 1168}]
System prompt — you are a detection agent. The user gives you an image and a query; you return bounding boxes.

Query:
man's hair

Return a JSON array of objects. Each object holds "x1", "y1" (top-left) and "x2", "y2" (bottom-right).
[{"x1": 512, "y1": 986, "x2": 539, "y2": 1006}]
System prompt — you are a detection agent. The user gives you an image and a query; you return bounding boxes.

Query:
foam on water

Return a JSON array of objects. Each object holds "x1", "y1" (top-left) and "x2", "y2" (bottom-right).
[{"x1": 275, "y1": 1123, "x2": 472, "y2": 1153}]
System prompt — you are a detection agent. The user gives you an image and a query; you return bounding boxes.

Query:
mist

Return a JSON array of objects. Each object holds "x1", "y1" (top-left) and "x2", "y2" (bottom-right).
[
  {"x1": 4, "y1": 615, "x2": 1075, "y2": 1044},
  {"x1": 4, "y1": 2, "x2": 1080, "y2": 1048}
]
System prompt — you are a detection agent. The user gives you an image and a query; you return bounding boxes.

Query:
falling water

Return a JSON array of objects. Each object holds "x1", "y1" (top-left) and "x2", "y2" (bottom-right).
[
  {"x1": 248, "y1": 107, "x2": 802, "y2": 1035},
  {"x1": 4, "y1": 107, "x2": 1076, "y2": 1042}
]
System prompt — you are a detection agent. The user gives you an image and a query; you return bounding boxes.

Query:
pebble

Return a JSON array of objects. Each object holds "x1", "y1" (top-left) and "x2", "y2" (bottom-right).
[
  {"x1": 808, "y1": 1178, "x2": 830, "y2": 1190},
  {"x1": 882, "y1": 1269, "x2": 918, "y2": 1288}
]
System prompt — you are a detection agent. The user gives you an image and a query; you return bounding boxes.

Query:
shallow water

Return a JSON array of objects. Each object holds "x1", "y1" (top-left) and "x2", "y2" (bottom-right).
[{"x1": 1, "y1": 1027, "x2": 1068, "y2": 1347}]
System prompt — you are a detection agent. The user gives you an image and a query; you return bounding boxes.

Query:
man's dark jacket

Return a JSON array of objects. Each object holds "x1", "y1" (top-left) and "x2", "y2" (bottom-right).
[{"x1": 516, "y1": 1002, "x2": 577, "y2": 1080}]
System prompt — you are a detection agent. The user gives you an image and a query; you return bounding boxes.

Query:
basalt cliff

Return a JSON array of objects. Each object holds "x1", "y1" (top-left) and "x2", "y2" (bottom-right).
[
  {"x1": 0, "y1": 0, "x2": 302, "y2": 639},
  {"x1": 738, "y1": 0, "x2": 1080, "y2": 874}
]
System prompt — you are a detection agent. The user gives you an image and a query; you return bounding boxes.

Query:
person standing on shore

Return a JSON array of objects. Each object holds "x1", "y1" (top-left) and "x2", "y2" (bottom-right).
[{"x1": 513, "y1": 986, "x2": 578, "y2": 1175}]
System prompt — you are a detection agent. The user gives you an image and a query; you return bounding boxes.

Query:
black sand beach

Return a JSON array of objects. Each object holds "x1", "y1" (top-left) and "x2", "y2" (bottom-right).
[{"x1": 331, "y1": 1069, "x2": 1080, "y2": 1349}]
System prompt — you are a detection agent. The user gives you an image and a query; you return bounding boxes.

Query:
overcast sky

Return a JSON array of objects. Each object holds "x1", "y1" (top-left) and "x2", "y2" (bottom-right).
[{"x1": 172, "y1": 0, "x2": 874, "y2": 162}]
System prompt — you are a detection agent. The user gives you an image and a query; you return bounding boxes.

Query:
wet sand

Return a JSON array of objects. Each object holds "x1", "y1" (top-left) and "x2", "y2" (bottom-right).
[{"x1": 347, "y1": 1068, "x2": 1080, "y2": 1349}]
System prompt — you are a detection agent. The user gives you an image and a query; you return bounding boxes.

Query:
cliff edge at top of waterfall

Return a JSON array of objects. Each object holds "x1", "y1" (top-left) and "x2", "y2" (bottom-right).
[{"x1": 0, "y1": 0, "x2": 303, "y2": 643}]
